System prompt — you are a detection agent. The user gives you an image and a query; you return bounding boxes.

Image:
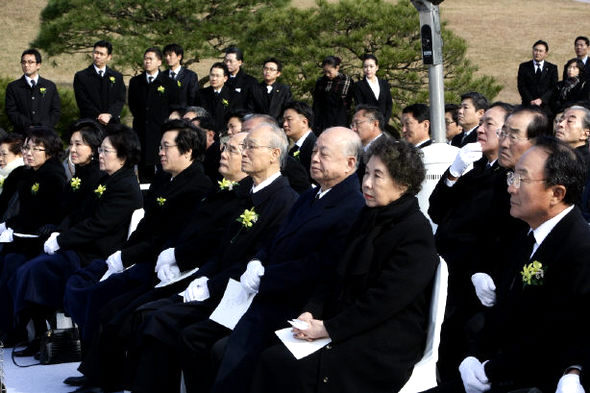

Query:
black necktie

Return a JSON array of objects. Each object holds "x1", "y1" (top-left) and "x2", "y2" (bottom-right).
[
  {"x1": 148, "y1": 76, "x2": 154, "y2": 84},
  {"x1": 170, "y1": 71, "x2": 176, "y2": 80},
  {"x1": 535, "y1": 64, "x2": 541, "y2": 77},
  {"x1": 98, "y1": 70, "x2": 103, "y2": 78},
  {"x1": 526, "y1": 231, "x2": 536, "y2": 260},
  {"x1": 30, "y1": 80, "x2": 35, "y2": 88}
]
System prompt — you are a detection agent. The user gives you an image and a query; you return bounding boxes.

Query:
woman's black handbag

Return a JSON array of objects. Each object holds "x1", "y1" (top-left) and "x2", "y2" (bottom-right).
[{"x1": 38, "y1": 327, "x2": 81, "y2": 365}]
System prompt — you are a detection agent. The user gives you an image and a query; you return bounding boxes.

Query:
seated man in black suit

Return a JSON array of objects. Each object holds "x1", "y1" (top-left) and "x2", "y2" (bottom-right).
[
  {"x1": 282, "y1": 101, "x2": 317, "y2": 182},
  {"x1": 517, "y1": 40, "x2": 558, "y2": 115},
  {"x1": 452, "y1": 91, "x2": 488, "y2": 148},
  {"x1": 555, "y1": 105, "x2": 590, "y2": 166},
  {"x1": 73, "y1": 40, "x2": 125, "y2": 125},
  {"x1": 5, "y1": 49, "x2": 60, "y2": 133},
  {"x1": 401, "y1": 103, "x2": 431, "y2": 148},
  {"x1": 430, "y1": 136, "x2": 590, "y2": 393},
  {"x1": 445, "y1": 103, "x2": 463, "y2": 143},
  {"x1": 248, "y1": 58, "x2": 292, "y2": 120},
  {"x1": 163, "y1": 43, "x2": 200, "y2": 107}
]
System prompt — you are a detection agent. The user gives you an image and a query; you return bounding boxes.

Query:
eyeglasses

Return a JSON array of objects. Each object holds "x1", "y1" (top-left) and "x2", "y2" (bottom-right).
[
  {"x1": 506, "y1": 171, "x2": 546, "y2": 188},
  {"x1": 239, "y1": 141, "x2": 274, "y2": 151},
  {"x1": 21, "y1": 146, "x2": 45, "y2": 153},
  {"x1": 498, "y1": 131, "x2": 529, "y2": 142},
  {"x1": 221, "y1": 143, "x2": 242, "y2": 155},
  {"x1": 263, "y1": 67, "x2": 278, "y2": 72},
  {"x1": 350, "y1": 119, "x2": 370, "y2": 128},
  {"x1": 98, "y1": 147, "x2": 116, "y2": 154},
  {"x1": 20, "y1": 61, "x2": 37, "y2": 65},
  {"x1": 158, "y1": 144, "x2": 177, "y2": 152}
]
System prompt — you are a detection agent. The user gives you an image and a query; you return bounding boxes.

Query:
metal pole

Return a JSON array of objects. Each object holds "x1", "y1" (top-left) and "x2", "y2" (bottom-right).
[{"x1": 429, "y1": 63, "x2": 446, "y2": 143}]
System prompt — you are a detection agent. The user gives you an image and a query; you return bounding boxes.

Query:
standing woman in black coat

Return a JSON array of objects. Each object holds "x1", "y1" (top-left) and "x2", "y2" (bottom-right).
[
  {"x1": 353, "y1": 54, "x2": 393, "y2": 124},
  {"x1": 312, "y1": 56, "x2": 353, "y2": 134},
  {"x1": 7, "y1": 125, "x2": 142, "y2": 354},
  {"x1": 253, "y1": 138, "x2": 439, "y2": 393}
]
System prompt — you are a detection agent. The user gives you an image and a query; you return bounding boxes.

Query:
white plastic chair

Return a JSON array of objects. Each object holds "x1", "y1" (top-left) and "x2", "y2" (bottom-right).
[
  {"x1": 127, "y1": 208, "x2": 145, "y2": 239},
  {"x1": 398, "y1": 257, "x2": 448, "y2": 393}
]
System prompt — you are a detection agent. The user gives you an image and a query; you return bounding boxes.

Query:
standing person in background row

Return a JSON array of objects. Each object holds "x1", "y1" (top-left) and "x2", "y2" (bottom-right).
[
  {"x1": 163, "y1": 43, "x2": 200, "y2": 108},
  {"x1": 73, "y1": 40, "x2": 126, "y2": 125},
  {"x1": 353, "y1": 54, "x2": 393, "y2": 125},
  {"x1": 312, "y1": 56, "x2": 353, "y2": 135},
  {"x1": 5, "y1": 49, "x2": 61, "y2": 133},
  {"x1": 128, "y1": 47, "x2": 180, "y2": 183},
  {"x1": 517, "y1": 40, "x2": 558, "y2": 117}
]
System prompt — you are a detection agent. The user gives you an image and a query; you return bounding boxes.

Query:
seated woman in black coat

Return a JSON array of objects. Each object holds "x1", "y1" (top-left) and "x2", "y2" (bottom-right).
[
  {"x1": 7, "y1": 125, "x2": 142, "y2": 355},
  {"x1": 253, "y1": 138, "x2": 439, "y2": 393},
  {"x1": 552, "y1": 58, "x2": 589, "y2": 114},
  {"x1": 0, "y1": 133, "x2": 26, "y2": 221}
]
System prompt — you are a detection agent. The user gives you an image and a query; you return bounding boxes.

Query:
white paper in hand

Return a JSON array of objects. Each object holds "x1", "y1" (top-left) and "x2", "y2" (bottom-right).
[
  {"x1": 209, "y1": 278, "x2": 256, "y2": 330},
  {"x1": 155, "y1": 266, "x2": 199, "y2": 288},
  {"x1": 274, "y1": 327, "x2": 331, "y2": 360}
]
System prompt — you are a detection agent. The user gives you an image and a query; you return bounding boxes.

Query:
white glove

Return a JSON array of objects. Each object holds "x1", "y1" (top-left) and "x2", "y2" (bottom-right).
[
  {"x1": 105, "y1": 250, "x2": 124, "y2": 274},
  {"x1": 449, "y1": 142, "x2": 483, "y2": 178},
  {"x1": 240, "y1": 259, "x2": 265, "y2": 294},
  {"x1": 459, "y1": 356, "x2": 491, "y2": 393},
  {"x1": 0, "y1": 222, "x2": 6, "y2": 233},
  {"x1": 157, "y1": 263, "x2": 180, "y2": 284},
  {"x1": 182, "y1": 276, "x2": 210, "y2": 302},
  {"x1": 471, "y1": 273, "x2": 496, "y2": 307},
  {"x1": 154, "y1": 247, "x2": 176, "y2": 272},
  {"x1": 557, "y1": 373, "x2": 585, "y2": 393},
  {"x1": 43, "y1": 232, "x2": 60, "y2": 254},
  {"x1": 0, "y1": 227, "x2": 14, "y2": 243}
]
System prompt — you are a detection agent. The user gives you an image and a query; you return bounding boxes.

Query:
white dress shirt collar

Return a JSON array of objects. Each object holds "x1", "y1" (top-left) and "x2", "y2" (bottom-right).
[
  {"x1": 93, "y1": 65, "x2": 107, "y2": 75},
  {"x1": 251, "y1": 171, "x2": 281, "y2": 194},
  {"x1": 529, "y1": 205, "x2": 574, "y2": 257},
  {"x1": 294, "y1": 130, "x2": 312, "y2": 148},
  {"x1": 24, "y1": 75, "x2": 39, "y2": 86}
]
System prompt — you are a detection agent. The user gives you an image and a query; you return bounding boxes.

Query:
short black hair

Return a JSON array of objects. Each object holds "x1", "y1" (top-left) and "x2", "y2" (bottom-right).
[
  {"x1": 21, "y1": 49, "x2": 42, "y2": 64},
  {"x1": 511, "y1": 106, "x2": 552, "y2": 139},
  {"x1": 161, "y1": 119, "x2": 207, "y2": 162},
  {"x1": 163, "y1": 43, "x2": 184, "y2": 63},
  {"x1": 489, "y1": 101, "x2": 515, "y2": 121},
  {"x1": 575, "y1": 36, "x2": 589, "y2": 46},
  {"x1": 533, "y1": 40, "x2": 549, "y2": 52},
  {"x1": 445, "y1": 103, "x2": 460, "y2": 124},
  {"x1": 225, "y1": 46, "x2": 244, "y2": 61},
  {"x1": 321, "y1": 56, "x2": 342, "y2": 68},
  {"x1": 68, "y1": 119, "x2": 105, "y2": 158},
  {"x1": 263, "y1": 57, "x2": 282, "y2": 72},
  {"x1": 367, "y1": 137, "x2": 425, "y2": 196},
  {"x1": 94, "y1": 40, "x2": 113, "y2": 55},
  {"x1": 283, "y1": 101, "x2": 313, "y2": 129},
  {"x1": 355, "y1": 104, "x2": 384, "y2": 131},
  {"x1": 403, "y1": 103, "x2": 430, "y2": 123},
  {"x1": 361, "y1": 53, "x2": 379, "y2": 65},
  {"x1": 461, "y1": 91, "x2": 489, "y2": 112},
  {"x1": 144, "y1": 47, "x2": 163, "y2": 60},
  {"x1": 28, "y1": 127, "x2": 62, "y2": 158},
  {"x1": 534, "y1": 136, "x2": 586, "y2": 206},
  {"x1": 0, "y1": 133, "x2": 24, "y2": 155},
  {"x1": 210, "y1": 62, "x2": 229, "y2": 77},
  {"x1": 104, "y1": 124, "x2": 141, "y2": 168}
]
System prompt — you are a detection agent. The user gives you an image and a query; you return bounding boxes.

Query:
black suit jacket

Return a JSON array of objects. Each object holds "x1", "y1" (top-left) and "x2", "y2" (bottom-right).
[
  {"x1": 289, "y1": 131, "x2": 317, "y2": 182},
  {"x1": 56, "y1": 166, "x2": 142, "y2": 266},
  {"x1": 128, "y1": 71, "x2": 180, "y2": 166},
  {"x1": 477, "y1": 207, "x2": 590, "y2": 392},
  {"x1": 120, "y1": 161, "x2": 212, "y2": 267},
  {"x1": 5, "y1": 75, "x2": 60, "y2": 132},
  {"x1": 167, "y1": 67, "x2": 200, "y2": 107},
  {"x1": 248, "y1": 81, "x2": 292, "y2": 120},
  {"x1": 517, "y1": 60, "x2": 558, "y2": 108},
  {"x1": 198, "y1": 85, "x2": 243, "y2": 132},
  {"x1": 225, "y1": 69, "x2": 257, "y2": 106},
  {"x1": 451, "y1": 128, "x2": 477, "y2": 148},
  {"x1": 282, "y1": 156, "x2": 311, "y2": 194},
  {"x1": 73, "y1": 65, "x2": 126, "y2": 121},
  {"x1": 352, "y1": 78, "x2": 393, "y2": 124}
]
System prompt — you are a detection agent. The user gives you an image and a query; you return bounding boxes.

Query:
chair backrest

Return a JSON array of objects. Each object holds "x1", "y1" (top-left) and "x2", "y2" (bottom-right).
[
  {"x1": 127, "y1": 208, "x2": 145, "y2": 239},
  {"x1": 423, "y1": 257, "x2": 448, "y2": 362}
]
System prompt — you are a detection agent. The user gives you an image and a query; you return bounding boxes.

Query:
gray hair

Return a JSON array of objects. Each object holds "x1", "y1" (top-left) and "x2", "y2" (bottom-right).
[
  {"x1": 184, "y1": 106, "x2": 209, "y2": 118},
  {"x1": 343, "y1": 131, "x2": 364, "y2": 169},
  {"x1": 251, "y1": 122, "x2": 289, "y2": 168},
  {"x1": 568, "y1": 105, "x2": 590, "y2": 130}
]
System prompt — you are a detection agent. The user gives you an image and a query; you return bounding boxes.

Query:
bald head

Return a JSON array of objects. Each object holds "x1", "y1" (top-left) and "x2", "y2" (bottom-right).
[{"x1": 310, "y1": 127, "x2": 362, "y2": 190}]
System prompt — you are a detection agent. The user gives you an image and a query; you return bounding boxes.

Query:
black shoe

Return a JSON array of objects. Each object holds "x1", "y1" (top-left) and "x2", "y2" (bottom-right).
[
  {"x1": 13, "y1": 339, "x2": 40, "y2": 357},
  {"x1": 64, "y1": 376, "x2": 88, "y2": 386}
]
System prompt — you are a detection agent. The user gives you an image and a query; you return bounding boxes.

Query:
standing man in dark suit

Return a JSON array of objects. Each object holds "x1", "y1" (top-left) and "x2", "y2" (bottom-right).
[
  {"x1": 282, "y1": 101, "x2": 317, "y2": 182},
  {"x1": 352, "y1": 53, "x2": 393, "y2": 124},
  {"x1": 451, "y1": 92, "x2": 488, "y2": 148},
  {"x1": 73, "y1": 40, "x2": 125, "y2": 125},
  {"x1": 5, "y1": 49, "x2": 60, "y2": 133},
  {"x1": 517, "y1": 40, "x2": 558, "y2": 116},
  {"x1": 199, "y1": 62, "x2": 243, "y2": 133},
  {"x1": 163, "y1": 43, "x2": 200, "y2": 107},
  {"x1": 572, "y1": 36, "x2": 590, "y2": 81},
  {"x1": 248, "y1": 58, "x2": 292, "y2": 121},
  {"x1": 223, "y1": 46, "x2": 257, "y2": 104},
  {"x1": 401, "y1": 103, "x2": 431, "y2": 148},
  {"x1": 431, "y1": 137, "x2": 590, "y2": 393},
  {"x1": 128, "y1": 47, "x2": 180, "y2": 182}
]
